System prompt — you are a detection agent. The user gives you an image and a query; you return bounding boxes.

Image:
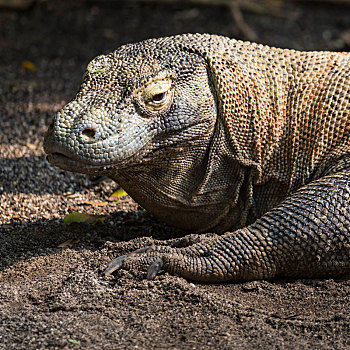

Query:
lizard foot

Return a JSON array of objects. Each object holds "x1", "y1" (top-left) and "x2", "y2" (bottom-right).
[
  {"x1": 103, "y1": 238, "x2": 238, "y2": 282},
  {"x1": 104, "y1": 234, "x2": 222, "y2": 280},
  {"x1": 104, "y1": 245, "x2": 176, "y2": 279}
]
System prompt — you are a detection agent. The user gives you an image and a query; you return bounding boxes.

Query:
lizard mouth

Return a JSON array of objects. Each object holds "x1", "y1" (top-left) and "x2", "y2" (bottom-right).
[
  {"x1": 46, "y1": 151, "x2": 114, "y2": 176},
  {"x1": 44, "y1": 131, "x2": 115, "y2": 175}
]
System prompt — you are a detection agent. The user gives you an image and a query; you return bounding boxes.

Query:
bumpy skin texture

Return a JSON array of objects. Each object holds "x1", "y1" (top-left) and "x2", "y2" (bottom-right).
[{"x1": 44, "y1": 34, "x2": 350, "y2": 282}]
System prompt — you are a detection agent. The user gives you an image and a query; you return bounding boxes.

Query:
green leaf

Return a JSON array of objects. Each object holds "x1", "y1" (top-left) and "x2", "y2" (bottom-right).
[
  {"x1": 63, "y1": 212, "x2": 105, "y2": 226},
  {"x1": 68, "y1": 338, "x2": 79, "y2": 344},
  {"x1": 109, "y1": 189, "x2": 128, "y2": 201}
]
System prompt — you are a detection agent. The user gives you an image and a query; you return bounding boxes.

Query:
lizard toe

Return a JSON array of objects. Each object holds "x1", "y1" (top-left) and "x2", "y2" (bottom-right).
[
  {"x1": 104, "y1": 245, "x2": 175, "y2": 277},
  {"x1": 147, "y1": 258, "x2": 164, "y2": 279},
  {"x1": 104, "y1": 254, "x2": 128, "y2": 275}
]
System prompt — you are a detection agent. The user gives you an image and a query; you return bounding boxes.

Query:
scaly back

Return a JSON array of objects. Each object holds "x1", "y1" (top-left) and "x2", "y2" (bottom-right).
[{"x1": 168, "y1": 34, "x2": 350, "y2": 188}]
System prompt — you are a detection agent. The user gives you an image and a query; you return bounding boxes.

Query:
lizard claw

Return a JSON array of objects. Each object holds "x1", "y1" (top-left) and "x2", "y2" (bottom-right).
[
  {"x1": 103, "y1": 245, "x2": 171, "y2": 277},
  {"x1": 147, "y1": 258, "x2": 164, "y2": 280},
  {"x1": 104, "y1": 255, "x2": 127, "y2": 275}
]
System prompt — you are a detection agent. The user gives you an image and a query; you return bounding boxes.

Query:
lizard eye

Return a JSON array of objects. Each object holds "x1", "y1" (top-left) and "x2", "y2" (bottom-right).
[
  {"x1": 142, "y1": 78, "x2": 173, "y2": 111},
  {"x1": 151, "y1": 92, "x2": 167, "y2": 104}
]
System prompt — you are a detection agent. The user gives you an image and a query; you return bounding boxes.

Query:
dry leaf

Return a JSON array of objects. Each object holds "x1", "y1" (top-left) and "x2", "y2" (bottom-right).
[
  {"x1": 11, "y1": 214, "x2": 20, "y2": 219},
  {"x1": 83, "y1": 200, "x2": 109, "y2": 206},
  {"x1": 67, "y1": 194, "x2": 80, "y2": 199},
  {"x1": 63, "y1": 212, "x2": 105, "y2": 225},
  {"x1": 57, "y1": 238, "x2": 80, "y2": 248},
  {"x1": 21, "y1": 60, "x2": 37, "y2": 72},
  {"x1": 2, "y1": 225, "x2": 13, "y2": 229},
  {"x1": 26, "y1": 143, "x2": 37, "y2": 150}
]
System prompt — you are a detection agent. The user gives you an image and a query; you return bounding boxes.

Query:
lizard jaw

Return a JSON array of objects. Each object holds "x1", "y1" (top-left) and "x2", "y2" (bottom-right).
[
  {"x1": 46, "y1": 152, "x2": 114, "y2": 176},
  {"x1": 44, "y1": 137, "x2": 115, "y2": 176}
]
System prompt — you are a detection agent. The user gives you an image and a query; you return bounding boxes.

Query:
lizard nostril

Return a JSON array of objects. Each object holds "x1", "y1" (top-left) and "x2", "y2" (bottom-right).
[{"x1": 81, "y1": 127, "x2": 97, "y2": 140}]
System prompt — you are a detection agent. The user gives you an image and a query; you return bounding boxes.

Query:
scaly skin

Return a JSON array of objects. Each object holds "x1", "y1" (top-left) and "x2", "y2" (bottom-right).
[{"x1": 44, "y1": 34, "x2": 350, "y2": 282}]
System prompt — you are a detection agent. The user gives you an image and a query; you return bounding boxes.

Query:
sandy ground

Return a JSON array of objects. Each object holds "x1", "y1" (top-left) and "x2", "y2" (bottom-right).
[{"x1": 1, "y1": 1, "x2": 350, "y2": 348}]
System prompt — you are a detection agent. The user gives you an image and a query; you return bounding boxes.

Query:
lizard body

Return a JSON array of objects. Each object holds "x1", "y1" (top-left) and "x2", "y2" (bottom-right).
[{"x1": 44, "y1": 34, "x2": 350, "y2": 282}]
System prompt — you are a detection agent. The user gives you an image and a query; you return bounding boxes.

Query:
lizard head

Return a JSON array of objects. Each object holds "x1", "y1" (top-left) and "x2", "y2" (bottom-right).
[{"x1": 44, "y1": 38, "x2": 217, "y2": 177}]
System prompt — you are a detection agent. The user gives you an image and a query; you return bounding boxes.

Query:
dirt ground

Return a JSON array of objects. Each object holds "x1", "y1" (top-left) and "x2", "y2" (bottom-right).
[{"x1": 1, "y1": 0, "x2": 350, "y2": 349}]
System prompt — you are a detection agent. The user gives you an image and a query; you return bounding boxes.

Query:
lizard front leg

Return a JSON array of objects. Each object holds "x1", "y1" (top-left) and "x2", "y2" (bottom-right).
[{"x1": 104, "y1": 172, "x2": 350, "y2": 282}]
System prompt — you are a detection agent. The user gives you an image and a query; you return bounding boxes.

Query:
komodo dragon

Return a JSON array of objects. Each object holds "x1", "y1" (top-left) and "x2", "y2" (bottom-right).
[{"x1": 44, "y1": 33, "x2": 350, "y2": 282}]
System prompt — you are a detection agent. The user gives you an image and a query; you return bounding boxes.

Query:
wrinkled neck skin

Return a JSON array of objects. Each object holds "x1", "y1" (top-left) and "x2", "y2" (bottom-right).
[
  {"x1": 81, "y1": 45, "x2": 298, "y2": 233},
  {"x1": 104, "y1": 44, "x2": 294, "y2": 233},
  {"x1": 130, "y1": 43, "x2": 316, "y2": 233},
  {"x1": 109, "y1": 117, "x2": 253, "y2": 233}
]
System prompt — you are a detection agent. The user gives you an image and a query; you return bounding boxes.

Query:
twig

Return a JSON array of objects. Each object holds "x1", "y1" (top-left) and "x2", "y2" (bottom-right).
[{"x1": 230, "y1": 1, "x2": 258, "y2": 41}]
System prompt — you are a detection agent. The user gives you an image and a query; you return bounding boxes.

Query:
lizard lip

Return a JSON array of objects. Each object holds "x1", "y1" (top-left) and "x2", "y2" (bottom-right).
[
  {"x1": 44, "y1": 135, "x2": 112, "y2": 171},
  {"x1": 47, "y1": 151, "x2": 113, "y2": 175}
]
